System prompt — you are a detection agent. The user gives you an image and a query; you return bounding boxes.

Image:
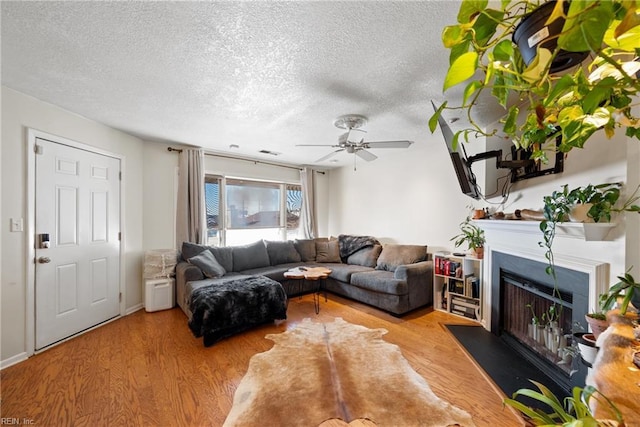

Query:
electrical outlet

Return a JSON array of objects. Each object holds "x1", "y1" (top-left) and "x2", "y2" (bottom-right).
[{"x1": 10, "y1": 218, "x2": 23, "y2": 232}]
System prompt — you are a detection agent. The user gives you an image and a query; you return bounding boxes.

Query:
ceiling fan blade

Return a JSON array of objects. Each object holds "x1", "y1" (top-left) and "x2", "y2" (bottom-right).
[
  {"x1": 296, "y1": 144, "x2": 338, "y2": 147},
  {"x1": 346, "y1": 128, "x2": 366, "y2": 144},
  {"x1": 365, "y1": 140, "x2": 414, "y2": 149},
  {"x1": 316, "y1": 149, "x2": 344, "y2": 162},
  {"x1": 356, "y1": 149, "x2": 377, "y2": 162}
]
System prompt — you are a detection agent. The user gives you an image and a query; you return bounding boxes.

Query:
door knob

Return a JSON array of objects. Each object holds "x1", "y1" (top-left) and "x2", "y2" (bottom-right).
[{"x1": 38, "y1": 257, "x2": 51, "y2": 264}]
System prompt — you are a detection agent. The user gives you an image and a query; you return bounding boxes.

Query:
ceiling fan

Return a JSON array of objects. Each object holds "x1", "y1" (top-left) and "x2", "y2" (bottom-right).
[{"x1": 297, "y1": 114, "x2": 414, "y2": 164}]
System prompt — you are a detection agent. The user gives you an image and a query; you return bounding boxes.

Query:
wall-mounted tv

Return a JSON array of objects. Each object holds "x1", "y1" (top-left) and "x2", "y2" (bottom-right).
[
  {"x1": 433, "y1": 101, "x2": 562, "y2": 199},
  {"x1": 432, "y1": 102, "x2": 480, "y2": 199}
]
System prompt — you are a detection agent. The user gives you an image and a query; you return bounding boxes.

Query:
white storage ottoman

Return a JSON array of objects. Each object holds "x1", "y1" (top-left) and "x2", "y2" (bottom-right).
[{"x1": 145, "y1": 278, "x2": 175, "y2": 312}]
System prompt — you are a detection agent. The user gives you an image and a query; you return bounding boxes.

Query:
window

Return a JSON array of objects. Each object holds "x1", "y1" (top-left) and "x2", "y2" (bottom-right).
[
  {"x1": 205, "y1": 175, "x2": 302, "y2": 246},
  {"x1": 205, "y1": 176, "x2": 221, "y2": 246},
  {"x1": 286, "y1": 184, "x2": 302, "y2": 240}
]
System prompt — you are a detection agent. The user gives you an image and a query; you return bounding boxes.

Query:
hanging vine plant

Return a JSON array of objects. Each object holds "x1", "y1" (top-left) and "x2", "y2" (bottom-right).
[{"x1": 429, "y1": 0, "x2": 640, "y2": 162}]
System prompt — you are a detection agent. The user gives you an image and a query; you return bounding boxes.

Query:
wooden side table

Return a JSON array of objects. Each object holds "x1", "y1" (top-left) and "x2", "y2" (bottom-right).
[{"x1": 284, "y1": 267, "x2": 331, "y2": 314}]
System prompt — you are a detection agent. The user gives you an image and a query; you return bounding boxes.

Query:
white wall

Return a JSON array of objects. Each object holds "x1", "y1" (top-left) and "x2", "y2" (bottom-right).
[
  {"x1": 142, "y1": 142, "x2": 180, "y2": 250},
  {"x1": 1, "y1": 86, "x2": 145, "y2": 363},
  {"x1": 327, "y1": 129, "x2": 483, "y2": 251}
]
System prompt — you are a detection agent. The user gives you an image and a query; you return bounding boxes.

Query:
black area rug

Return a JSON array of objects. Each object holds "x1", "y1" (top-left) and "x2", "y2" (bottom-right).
[{"x1": 446, "y1": 324, "x2": 568, "y2": 407}]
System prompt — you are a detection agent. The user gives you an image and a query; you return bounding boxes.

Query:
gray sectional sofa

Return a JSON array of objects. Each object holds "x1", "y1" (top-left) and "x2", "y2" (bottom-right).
[{"x1": 175, "y1": 236, "x2": 433, "y2": 317}]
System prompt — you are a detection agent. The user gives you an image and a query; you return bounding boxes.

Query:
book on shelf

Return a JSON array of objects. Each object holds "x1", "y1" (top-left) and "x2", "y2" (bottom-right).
[{"x1": 451, "y1": 295, "x2": 480, "y2": 308}]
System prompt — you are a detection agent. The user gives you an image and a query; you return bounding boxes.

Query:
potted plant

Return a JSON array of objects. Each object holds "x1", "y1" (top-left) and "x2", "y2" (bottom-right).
[
  {"x1": 584, "y1": 309, "x2": 610, "y2": 340},
  {"x1": 599, "y1": 270, "x2": 640, "y2": 316},
  {"x1": 504, "y1": 380, "x2": 625, "y2": 426},
  {"x1": 451, "y1": 217, "x2": 486, "y2": 259},
  {"x1": 429, "y1": 0, "x2": 640, "y2": 161},
  {"x1": 540, "y1": 183, "x2": 640, "y2": 279},
  {"x1": 584, "y1": 270, "x2": 640, "y2": 340}
]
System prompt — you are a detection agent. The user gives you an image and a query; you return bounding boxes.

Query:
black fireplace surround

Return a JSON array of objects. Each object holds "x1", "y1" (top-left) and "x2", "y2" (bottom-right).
[{"x1": 490, "y1": 251, "x2": 589, "y2": 393}]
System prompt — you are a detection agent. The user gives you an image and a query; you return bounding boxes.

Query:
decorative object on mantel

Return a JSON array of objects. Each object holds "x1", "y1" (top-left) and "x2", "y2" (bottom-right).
[
  {"x1": 430, "y1": 0, "x2": 640, "y2": 164},
  {"x1": 450, "y1": 217, "x2": 486, "y2": 259}
]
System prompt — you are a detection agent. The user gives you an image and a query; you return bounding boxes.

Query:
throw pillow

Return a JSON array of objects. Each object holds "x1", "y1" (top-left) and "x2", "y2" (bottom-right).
[
  {"x1": 294, "y1": 239, "x2": 316, "y2": 262},
  {"x1": 347, "y1": 244, "x2": 383, "y2": 268},
  {"x1": 315, "y1": 240, "x2": 341, "y2": 263},
  {"x1": 265, "y1": 240, "x2": 302, "y2": 265},
  {"x1": 187, "y1": 250, "x2": 226, "y2": 278},
  {"x1": 376, "y1": 244, "x2": 427, "y2": 272},
  {"x1": 181, "y1": 241, "x2": 209, "y2": 260},
  {"x1": 232, "y1": 240, "x2": 270, "y2": 272},
  {"x1": 210, "y1": 246, "x2": 234, "y2": 273}
]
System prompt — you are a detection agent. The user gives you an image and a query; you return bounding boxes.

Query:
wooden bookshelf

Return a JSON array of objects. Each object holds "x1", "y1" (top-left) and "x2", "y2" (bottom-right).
[{"x1": 433, "y1": 253, "x2": 483, "y2": 322}]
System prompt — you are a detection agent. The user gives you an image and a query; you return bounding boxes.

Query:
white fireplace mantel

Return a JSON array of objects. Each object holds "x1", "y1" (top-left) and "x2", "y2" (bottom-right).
[{"x1": 474, "y1": 219, "x2": 617, "y2": 241}]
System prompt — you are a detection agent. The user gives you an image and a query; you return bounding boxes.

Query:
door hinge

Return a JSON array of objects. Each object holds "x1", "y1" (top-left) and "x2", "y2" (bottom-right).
[
  {"x1": 119, "y1": 292, "x2": 122, "y2": 303},
  {"x1": 118, "y1": 232, "x2": 121, "y2": 241},
  {"x1": 34, "y1": 144, "x2": 43, "y2": 155},
  {"x1": 119, "y1": 171, "x2": 122, "y2": 180}
]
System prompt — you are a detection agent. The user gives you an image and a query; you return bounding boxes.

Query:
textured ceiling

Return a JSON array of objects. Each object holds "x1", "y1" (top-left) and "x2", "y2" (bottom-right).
[{"x1": 1, "y1": 1, "x2": 503, "y2": 168}]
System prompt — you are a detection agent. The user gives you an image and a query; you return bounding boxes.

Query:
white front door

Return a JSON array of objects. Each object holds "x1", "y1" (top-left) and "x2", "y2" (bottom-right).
[{"x1": 35, "y1": 137, "x2": 121, "y2": 350}]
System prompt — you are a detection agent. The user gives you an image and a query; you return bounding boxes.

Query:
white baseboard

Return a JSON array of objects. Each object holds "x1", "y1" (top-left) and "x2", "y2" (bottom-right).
[
  {"x1": 1, "y1": 352, "x2": 28, "y2": 370},
  {"x1": 126, "y1": 303, "x2": 144, "y2": 315}
]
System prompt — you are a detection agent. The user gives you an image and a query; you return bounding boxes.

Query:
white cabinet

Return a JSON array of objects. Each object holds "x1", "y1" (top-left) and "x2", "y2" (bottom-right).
[
  {"x1": 145, "y1": 278, "x2": 175, "y2": 312},
  {"x1": 433, "y1": 254, "x2": 483, "y2": 321}
]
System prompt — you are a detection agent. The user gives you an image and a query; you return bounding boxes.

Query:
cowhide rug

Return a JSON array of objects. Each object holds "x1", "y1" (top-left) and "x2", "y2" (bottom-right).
[{"x1": 223, "y1": 318, "x2": 475, "y2": 427}]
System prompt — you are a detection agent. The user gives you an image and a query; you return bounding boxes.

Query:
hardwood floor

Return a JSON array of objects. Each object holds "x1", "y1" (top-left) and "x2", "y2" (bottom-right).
[{"x1": 1, "y1": 294, "x2": 524, "y2": 426}]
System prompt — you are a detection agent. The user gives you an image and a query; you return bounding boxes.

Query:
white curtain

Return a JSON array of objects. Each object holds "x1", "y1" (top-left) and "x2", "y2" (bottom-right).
[
  {"x1": 299, "y1": 167, "x2": 317, "y2": 239},
  {"x1": 176, "y1": 148, "x2": 206, "y2": 247}
]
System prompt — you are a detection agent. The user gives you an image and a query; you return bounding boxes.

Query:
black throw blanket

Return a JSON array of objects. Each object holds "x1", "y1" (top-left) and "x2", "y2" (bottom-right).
[
  {"x1": 338, "y1": 234, "x2": 380, "y2": 260},
  {"x1": 188, "y1": 276, "x2": 287, "y2": 347}
]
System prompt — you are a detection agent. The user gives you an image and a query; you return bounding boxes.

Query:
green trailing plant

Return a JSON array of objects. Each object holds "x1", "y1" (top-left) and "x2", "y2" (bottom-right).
[
  {"x1": 429, "y1": 0, "x2": 640, "y2": 161},
  {"x1": 540, "y1": 183, "x2": 640, "y2": 279},
  {"x1": 503, "y1": 380, "x2": 625, "y2": 426},
  {"x1": 450, "y1": 217, "x2": 486, "y2": 251}
]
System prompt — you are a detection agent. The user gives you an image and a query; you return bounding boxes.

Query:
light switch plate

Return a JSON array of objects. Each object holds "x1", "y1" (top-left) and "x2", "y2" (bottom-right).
[{"x1": 10, "y1": 218, "x2": 23, "y2": 232}]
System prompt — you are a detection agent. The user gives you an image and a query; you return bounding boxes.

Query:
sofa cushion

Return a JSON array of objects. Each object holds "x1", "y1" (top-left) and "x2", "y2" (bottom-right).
[
  {"x1": 232, "y1": 240, "x2": 270, "y2": 272},
  {"x1": 210, "y1": 246, "x2": 234, "y2": 273},
  {"x1": 181, "y1": 241, "x2": 208, "y2": 260},
  {"x1": 347, "y1": 244, "x2": 383, "y2": 268},
  {"x1": 350, "y1": 270, "x2": 409, "y2": 295},
  {"x1": 327, "y1": 264, "x2": 373, "y2": 282},
  {"x1": 265, "y1": 240, "x2": 301, "y2": 265},
  {"x1": 187, "y1": 250, "x2": 226, "y2": 278},
  {"x1": 315, "y1": 240, "x2": 341, "y2": 263},
  {"x1": 294, "y1": 239, "x2": 316, "y2": 262},
  {"x1": 376, "y1": 244, "x2": 427, "y2": 272},
  {"x1": 242, "y1": 262, "x2": 305, "y2": 281},
  {"x1": 181, "y1": 242, "x2": 235, "y2": 273}
]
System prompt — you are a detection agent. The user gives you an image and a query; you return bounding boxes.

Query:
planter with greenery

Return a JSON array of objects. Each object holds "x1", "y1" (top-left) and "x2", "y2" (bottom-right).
[
  {"x1": 429, "y1": 0, "x2": 640, "y2": 161},
  {"x1": 451, "y1": 217, "x2": 486, "y2": 258},
  {"x1": 600, "y1": 270, "x2": 640, "y2": 316},
  {"x1": 540, "y1": 182, "x2": 640, "y2": 279},
  {"x1": 585, "y1": 270, "x2": 639, "y2": 339},
  {"x1": 504, "y1": 380, "x2": 624, "y2": 426}
]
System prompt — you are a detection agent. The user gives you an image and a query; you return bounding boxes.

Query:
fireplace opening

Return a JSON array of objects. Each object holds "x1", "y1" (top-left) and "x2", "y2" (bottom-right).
[
  {"x1": 501, "y1": 271, "x2": 574, "y2": 377},
  {"x1": 495, "y1": 264, "x2": 588, "y2": 394}
]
